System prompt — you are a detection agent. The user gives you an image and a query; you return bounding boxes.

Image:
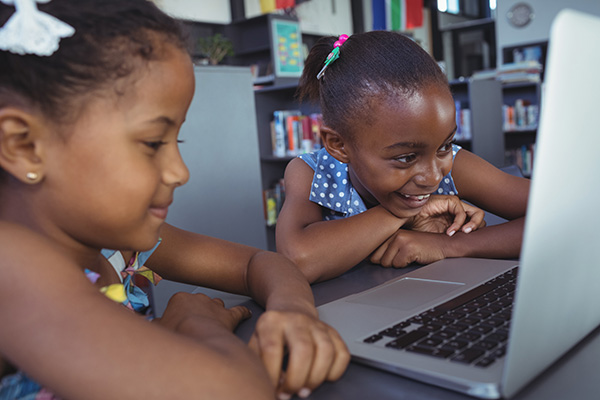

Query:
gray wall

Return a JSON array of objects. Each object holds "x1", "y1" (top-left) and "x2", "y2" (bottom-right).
[
  {"x1": 154, "y1": 66, "x2": 266, "y2": 316},
  {"x1": 167, "y1": 66, "x2": 266, "y2": 249},
  {"x1": 496, "y1": 1, "x2": 600, "y2": 65}
]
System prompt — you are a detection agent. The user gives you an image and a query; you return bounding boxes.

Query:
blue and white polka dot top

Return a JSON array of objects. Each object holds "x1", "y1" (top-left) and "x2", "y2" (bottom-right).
[{"x1": 298, "y1": 144, "x2": 461, "y2": 221}]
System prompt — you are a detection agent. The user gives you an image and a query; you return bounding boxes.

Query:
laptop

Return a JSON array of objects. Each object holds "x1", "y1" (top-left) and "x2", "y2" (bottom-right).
[{"x1": 316, "y1": 9, "x2": 600, "y2": 399}]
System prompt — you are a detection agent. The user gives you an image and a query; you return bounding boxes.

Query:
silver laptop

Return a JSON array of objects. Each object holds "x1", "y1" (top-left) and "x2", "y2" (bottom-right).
[{"x1": 317, "y1": 9, "x2": 600, "y2": 399}]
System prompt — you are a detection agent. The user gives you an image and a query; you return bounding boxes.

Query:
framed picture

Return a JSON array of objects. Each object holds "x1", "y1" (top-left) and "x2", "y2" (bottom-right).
[{"x1": 270, "y1": 17, "x2": 304, "y2": 78}]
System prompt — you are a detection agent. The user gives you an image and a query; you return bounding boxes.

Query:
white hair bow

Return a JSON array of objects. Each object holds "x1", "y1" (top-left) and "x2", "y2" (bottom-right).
[{"x1": 0, "y1": 0, "x2": 75, "y2": 56}]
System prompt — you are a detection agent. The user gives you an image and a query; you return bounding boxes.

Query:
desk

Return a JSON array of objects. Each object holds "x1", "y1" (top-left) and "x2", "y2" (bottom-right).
[{"x1": 224, "y1": 260, "x2": 600, "y2": 400}]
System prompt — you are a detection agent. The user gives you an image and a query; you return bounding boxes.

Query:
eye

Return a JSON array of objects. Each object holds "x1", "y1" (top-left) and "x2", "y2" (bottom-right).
[
  {"x1": 144, "y1": 140, "x2": 167, "y2": 151},
  {"x1": 395, "y1": 153, "x2": 417, "y2": 164},
  {"x1": 438, "y1": 140, "x2": 455, "y2": 153}
]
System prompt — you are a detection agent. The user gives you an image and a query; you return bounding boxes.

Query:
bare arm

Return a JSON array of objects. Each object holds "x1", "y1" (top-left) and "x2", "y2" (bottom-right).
[
  {"x1": 449, "y1": 149, "x2": 529, "y2": 259},
  {"x1": 276, "y1": 158, "x2": 408, "y2": 283},
  {"x1": 0, "y1": 223, "x2": 273, "y2": 400},
  {"x1": 146, "y1": 223, "x2": 350, "y2": 397}
]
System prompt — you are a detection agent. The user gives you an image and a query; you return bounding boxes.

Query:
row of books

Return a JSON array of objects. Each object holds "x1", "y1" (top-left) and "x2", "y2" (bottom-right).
[
  {"x1": 471, "y1": 61, "x2": 542, "y2": 84},
  {"x1": 263, "y1": 179, "x2": 285, "y2": 226},
  {"x1": 271, "y1": 110, "x2": 322, "y2": 157},
  {"x1": 505, "y1": 144, "x2": 535, "y2": 177},
  {"x1": 503, "y1": 100, "x2": 539, "y2": 132},
  {"x1": 454, "y1": 101, "x2": 472, "y2": 141},
  {"x1": 495, "y1": 61, "x2": 542, "y2": 84}
]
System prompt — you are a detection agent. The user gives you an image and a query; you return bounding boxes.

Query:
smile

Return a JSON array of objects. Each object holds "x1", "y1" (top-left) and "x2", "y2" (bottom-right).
[{"x1": 400, "y1": 193, "x2": 431, "y2": 201}]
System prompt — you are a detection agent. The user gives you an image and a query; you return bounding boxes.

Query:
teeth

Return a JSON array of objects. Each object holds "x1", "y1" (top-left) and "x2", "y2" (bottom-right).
[{"x1": 401, "y1": 193, "x2": 431, "y2": 200}]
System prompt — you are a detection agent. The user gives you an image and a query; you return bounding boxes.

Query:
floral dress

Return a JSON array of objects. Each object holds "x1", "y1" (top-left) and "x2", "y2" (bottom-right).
[{"x1": 0, "y1": 244, "x2": 162, "y2": 400}]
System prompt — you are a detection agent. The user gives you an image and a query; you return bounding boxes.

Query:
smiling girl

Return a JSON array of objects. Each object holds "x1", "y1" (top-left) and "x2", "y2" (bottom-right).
[{"x1": 276, "y1": 31, "x2": 530, "y2": 283}]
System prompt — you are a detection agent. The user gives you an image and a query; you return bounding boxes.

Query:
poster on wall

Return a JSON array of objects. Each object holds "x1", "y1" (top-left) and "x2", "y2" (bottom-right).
[{"x1": 270, "y1": 18, "x2": 304, "y2": 77}]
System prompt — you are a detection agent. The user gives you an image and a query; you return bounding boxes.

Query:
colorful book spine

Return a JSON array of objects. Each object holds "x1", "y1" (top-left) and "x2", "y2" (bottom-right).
[{"x1": 270, "y1": 110, "x2": 323, "y2": 157}]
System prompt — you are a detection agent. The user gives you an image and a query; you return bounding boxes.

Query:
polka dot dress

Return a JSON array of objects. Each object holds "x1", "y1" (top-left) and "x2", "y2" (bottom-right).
[{"x1": 298, "y1": 145, "x2": 461, "y2": 221}]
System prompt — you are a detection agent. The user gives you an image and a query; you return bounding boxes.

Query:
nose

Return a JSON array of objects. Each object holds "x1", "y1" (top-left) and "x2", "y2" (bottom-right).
[
  {"x1": 413, "y1": 157, "x2": 447, "y2": 189},
  {"x1": 162, "y1": 146, "x2": 190, "y2": 187}
]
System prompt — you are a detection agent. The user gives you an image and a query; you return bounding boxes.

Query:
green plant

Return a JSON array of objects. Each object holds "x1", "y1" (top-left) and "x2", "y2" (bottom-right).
[{"x1": 196, "y1": 34, "x2": 234, "y2": 65}]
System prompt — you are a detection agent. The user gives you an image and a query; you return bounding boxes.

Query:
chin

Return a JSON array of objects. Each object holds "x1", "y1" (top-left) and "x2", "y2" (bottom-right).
[{"x1": 387, "y1": 205, "x2": 423, "y2": 220}]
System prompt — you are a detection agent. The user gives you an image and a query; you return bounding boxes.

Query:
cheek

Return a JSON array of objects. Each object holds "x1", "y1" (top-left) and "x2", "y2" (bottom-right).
[{"x1": 442, "y1": 155, "x2": 454, "y2": 177}]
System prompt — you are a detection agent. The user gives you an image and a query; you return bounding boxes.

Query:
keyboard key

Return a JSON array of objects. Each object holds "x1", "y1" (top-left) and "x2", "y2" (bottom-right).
[
  {"x1": 380, "y1": 328, "x2": 407, "y2": 338},
  {"x1": 417, "y1": 337, "x2": 444, "y2": 347},
  {"x1": 385, "y1": 330, "x2": 428, "y2": 349},
  {"x1": 475, "y1": 357, "x2": 497, "y2": 368},
  {"x1": 407, "y1": 345, "x2": 454, "y2": 359},
  {"x1": 442, "y1": 339, "x2": 469, "y2": 350},
  {"x1": 418, "y1": 323, "x2": 443, "y2": 333},
  {"x1": 452, "y1": 348, "x2": 485, "y2": 364},
  {"x1": 433, "y1": 330, "x2": 457, "y2": 340},
  {"x1": 457, "y1": 331, "x2": 481, "y2": 342},
  {"x1": 473, "y1": 340, "x2": 498, "y2": 351},
  {"x1": 363, "y1": 334, "x2": 383, "y2": 343}
]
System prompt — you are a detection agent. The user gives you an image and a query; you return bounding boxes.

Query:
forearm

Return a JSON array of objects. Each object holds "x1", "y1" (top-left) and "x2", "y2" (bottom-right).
[
  {"x1": 246, "y1": 251, "x2": 317, "y2": 317},
  {"x1": 278, "y1": 206, "x2": 407, "y2": 283},
  {"x1": 444, "y1": 217, "x2": 525, "y2": 259}
]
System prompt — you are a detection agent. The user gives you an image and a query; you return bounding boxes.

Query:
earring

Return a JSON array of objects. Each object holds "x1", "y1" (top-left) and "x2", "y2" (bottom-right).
[{"x1": 26, "y1": 172, "x2": 39, "y2": 181}]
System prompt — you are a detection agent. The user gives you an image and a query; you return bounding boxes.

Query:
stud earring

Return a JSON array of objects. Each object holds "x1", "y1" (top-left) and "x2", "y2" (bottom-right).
[{"x1": 26, "y1": 172, "x2": 39, "y2": 181}]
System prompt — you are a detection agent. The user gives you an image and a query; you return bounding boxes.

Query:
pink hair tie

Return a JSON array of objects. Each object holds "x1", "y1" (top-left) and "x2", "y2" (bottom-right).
[
  {"x1": 333, "y1": 34, "x2": 349, "y2": 48},
  {"x1": 317, "y1": 34, "x2": 349, "y2": 80}
]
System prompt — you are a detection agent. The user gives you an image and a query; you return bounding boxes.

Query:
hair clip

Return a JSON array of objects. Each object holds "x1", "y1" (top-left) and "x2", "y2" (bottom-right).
[
  {"x1": 0, "y1": 0, "x2": 75, "y2": 56},
  {"x1": 317, "y1": 34, "x2": 349, "y2": 80}
]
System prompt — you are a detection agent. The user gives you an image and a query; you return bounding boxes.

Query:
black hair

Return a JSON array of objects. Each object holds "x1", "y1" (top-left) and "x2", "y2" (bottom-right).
[
  {"x1": 298, "y1": 31, "x2": 449, "y2": 138},
  {"x1": 0, "y1": 0, "x2": 189, "y2": 123}
]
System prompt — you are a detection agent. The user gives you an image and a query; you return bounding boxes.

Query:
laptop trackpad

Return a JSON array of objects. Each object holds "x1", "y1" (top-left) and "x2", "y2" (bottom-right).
[{"x1": 347, "y1": 278, "x2": 464, "y2": 311}]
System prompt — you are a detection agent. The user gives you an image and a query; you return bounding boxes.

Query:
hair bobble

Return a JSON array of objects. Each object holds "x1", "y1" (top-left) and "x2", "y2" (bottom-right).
[
  {"x1": 317, "y1": 34, "x2": 349, "y2": 80},
  {"x1": 0, "y1": 0, "x2": 75, "y2": 56}
]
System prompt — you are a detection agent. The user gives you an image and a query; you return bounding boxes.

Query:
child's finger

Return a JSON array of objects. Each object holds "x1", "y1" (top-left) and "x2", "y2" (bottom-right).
[
  {"x1": 326, "y1": 329, "x2": 351, "y2": 382},
  {"x1": 369, "y1": 236, "x2": 392, "y2": 264},
  {"x1": 229, "y1": 305, "x2": 252, "y2": 322},
  {"x1": 445, "y1": 204, "x2": 466, "y2": 236},
  {"x1": 277, "y1": 326, "x2": 316, "y2": 396},
  {"x1": 253, "y1": 313, "x2": 285, "y2": 387}
]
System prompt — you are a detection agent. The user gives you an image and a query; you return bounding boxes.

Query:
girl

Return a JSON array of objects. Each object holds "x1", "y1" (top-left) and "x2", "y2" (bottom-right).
[
  {"x1": 0, "y1": 1, "x2": 349, "y2": 399},
  {"x1": 276, "y1": 31, "x2": 530, "y2": 284}
]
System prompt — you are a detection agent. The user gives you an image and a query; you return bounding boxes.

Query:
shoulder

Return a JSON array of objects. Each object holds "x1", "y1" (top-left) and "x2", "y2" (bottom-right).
[
  {"x1": 0, "y1": 222, "x2": 82, "y2": 288},
  {"x1": 297, "y1": 147, "x2": 339, "y2": 171},
  {"x1": 0, "y1": 222, "x2": 57, "y2": 262}
]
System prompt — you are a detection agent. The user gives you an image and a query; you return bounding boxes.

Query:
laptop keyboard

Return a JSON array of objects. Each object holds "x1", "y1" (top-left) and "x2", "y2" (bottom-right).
[{"x1": 362, "y1": 267, "x2": 518, "y2": 368}]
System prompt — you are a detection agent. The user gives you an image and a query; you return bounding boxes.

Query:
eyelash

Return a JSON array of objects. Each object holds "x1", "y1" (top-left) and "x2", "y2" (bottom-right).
[
  {"x1": 144, "y1": 141, "x2": 167, "y2": 151},
  {"x1": 144, "y1": 139, "x2": 185, "y2": 151},
  {"x1": 395, "y1": 154, "x2": 417, "y2": 164},
  {"x1": 395, "y1": 141, "x2": 454, "y2": 164}
]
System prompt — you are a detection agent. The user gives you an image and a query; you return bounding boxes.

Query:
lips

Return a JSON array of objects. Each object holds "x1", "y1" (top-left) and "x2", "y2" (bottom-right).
[
  {"x1": 148, "y1": 200, "x2": 171, "y2": 220},
  {"x1": 397, "y1": 192, "x2": 431, "y2": 208},
  {"x1": 148, "y1": 206, "x2": 169, "y2": 220}
]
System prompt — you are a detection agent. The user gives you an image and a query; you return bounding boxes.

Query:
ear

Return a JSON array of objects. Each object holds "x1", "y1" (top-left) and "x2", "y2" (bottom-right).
[
  {"x1": 320, "y1": 126, "x2": 350, "y2": 163},
  {"x1": 0, "y1": 107, "x2": 45, "y2": 184}
]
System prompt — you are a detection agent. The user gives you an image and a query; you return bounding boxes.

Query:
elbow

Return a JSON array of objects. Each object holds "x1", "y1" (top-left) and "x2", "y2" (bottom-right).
[{"x1": 278, "y1": 244, "x2": 322, "y2": 284}]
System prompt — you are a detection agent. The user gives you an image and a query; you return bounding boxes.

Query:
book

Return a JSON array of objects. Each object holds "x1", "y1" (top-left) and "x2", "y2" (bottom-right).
[{"x1": 271, "y1": 110, "x2": 322, "y2": 157}]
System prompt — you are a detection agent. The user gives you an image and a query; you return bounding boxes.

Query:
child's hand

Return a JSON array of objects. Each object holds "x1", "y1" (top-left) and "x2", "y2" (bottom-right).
[
  {"x1": 405, "y1": 195, "x2": 485, "y2": 236},
  {"x1": 156, "y1": 292, "x2": 252, "y2": 337},
  {"x1": 248, "y1": 310, "x2": 350, "y2": 399},
  {"x1": 370, "y1": 229, "x2": 449, "y2": 268}
]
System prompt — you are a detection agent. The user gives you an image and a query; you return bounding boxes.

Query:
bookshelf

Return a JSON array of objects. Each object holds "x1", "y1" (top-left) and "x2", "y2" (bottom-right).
[
  {"x1": 502, "y1": 81, "x2": 541, "y2": 177},
  {"x1": 449, "y1": 78, "x2": 505, "y2": 167},
  {"x1": 254, "y1": 82, "x2": 320, "y2": 250}
]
